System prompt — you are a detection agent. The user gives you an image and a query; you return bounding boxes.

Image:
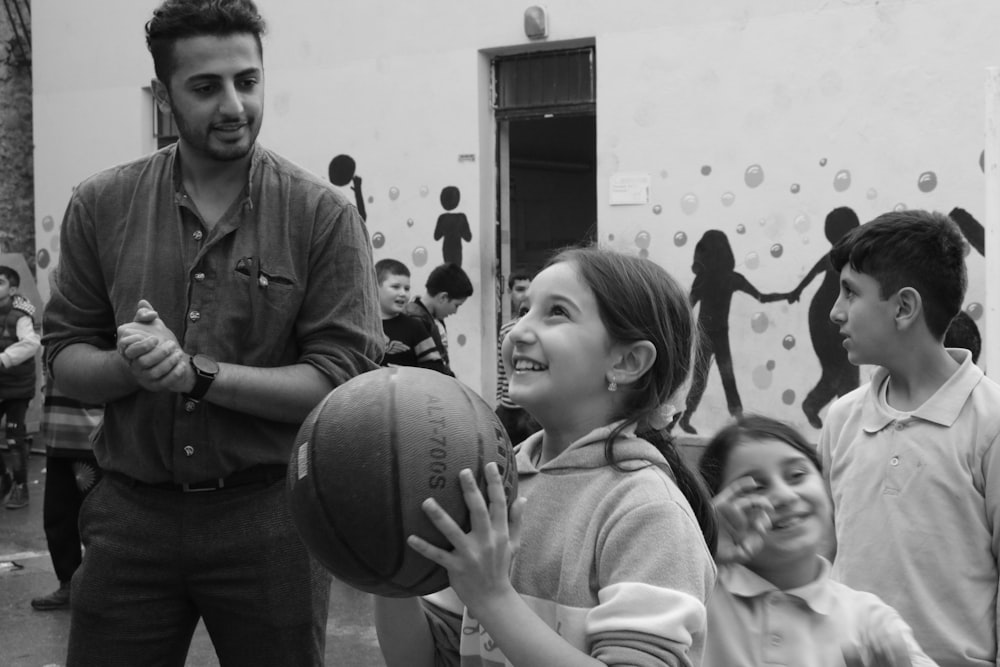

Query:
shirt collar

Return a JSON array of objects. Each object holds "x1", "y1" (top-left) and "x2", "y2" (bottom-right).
[
  {"x1": 860, "y1": 348, "x2": 981, "y2": 433},
  {"x1": 169, "y1": 142, "x2": 262, "y2": 209},
  {"x1": 720, "y1": 558, "x2": 836, "y2": 615}
]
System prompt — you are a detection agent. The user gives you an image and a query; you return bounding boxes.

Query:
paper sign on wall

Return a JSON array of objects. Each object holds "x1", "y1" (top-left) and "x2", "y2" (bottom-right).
[{"x1": 609, "y1": 172, "x2": 650, "y2": 205}]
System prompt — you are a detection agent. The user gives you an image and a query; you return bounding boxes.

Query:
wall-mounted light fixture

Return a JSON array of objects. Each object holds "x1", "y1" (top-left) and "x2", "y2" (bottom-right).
[{"x1": 524, "y1": 6, "x2": 548, "y2": 40}]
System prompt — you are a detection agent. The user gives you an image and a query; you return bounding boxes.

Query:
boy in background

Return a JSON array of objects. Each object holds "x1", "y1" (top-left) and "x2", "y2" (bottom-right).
[
  {"x1": 0, "y1": 265, "x2": 40, "y2": 509},
  {"x1": 405, "y1": 262, "x2": 473, "y2": 376},
  {"x1": 495, "y1": 268, "x2": 539, "y2": 445},
  {"x1": 31, "y1": 377, "x2": 104, "y2": 610},
  {"x1": 820, "y1": 209, "x2": 1000, "y2": 666},
  {"x1": 376, "y1": 259, "x2": 451, "y2": 375}
]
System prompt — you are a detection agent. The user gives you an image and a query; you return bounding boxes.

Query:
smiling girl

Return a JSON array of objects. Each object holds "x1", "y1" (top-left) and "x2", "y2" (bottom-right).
[
  {"x1": 699, "y1": 415, "x2": 935, "y2": 667},
  {"x1": 375, "y1": 246, "x2": 717, "y2": 666}
]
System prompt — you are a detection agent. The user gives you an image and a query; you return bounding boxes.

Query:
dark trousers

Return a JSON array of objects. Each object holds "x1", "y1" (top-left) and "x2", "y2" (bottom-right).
[
  {"x1": 43, "y1": 455, "x2": 101, "y2": 583},
  {"x1": 0, "y1": 398, "x2": 29, "y2": 483},
  {"x1": 68, "y1": 474, "x2": 331, "y2": 667}
]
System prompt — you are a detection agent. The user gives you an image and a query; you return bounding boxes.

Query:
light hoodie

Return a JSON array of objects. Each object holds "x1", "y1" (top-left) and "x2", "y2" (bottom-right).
[{"x1": 457, "y1": 422, "x2": 716, "y2": 667}]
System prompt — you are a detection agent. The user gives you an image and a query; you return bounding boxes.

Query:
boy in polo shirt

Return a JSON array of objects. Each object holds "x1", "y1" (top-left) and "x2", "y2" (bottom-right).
[{"x1": 819, "y1": 209, "x2": 1000, "y2": 666}]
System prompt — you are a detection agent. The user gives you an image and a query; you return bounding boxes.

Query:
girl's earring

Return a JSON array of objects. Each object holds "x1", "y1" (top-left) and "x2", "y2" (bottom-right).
[{"x1": 607, "y1": 375, "x2": 618, "y2": 392}]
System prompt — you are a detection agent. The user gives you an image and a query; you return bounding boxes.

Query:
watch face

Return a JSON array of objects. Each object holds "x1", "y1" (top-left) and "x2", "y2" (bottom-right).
[{"x1": 193, "y1": 354, "x2": 220, "y2": 375}]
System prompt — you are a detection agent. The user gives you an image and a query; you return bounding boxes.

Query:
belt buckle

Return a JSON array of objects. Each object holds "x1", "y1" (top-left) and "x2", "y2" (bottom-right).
[{"x1": 181, "y1": 478, "x2": 224, "y2": 493}]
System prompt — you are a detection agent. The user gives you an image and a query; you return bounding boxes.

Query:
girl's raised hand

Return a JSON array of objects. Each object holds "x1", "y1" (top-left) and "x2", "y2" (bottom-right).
[
  {"x1": 407, "y1": 462, "x2": 526, "y2": 617},
  {"x1": 712, "y1": 476, "x2": 773, "y2": 564}
]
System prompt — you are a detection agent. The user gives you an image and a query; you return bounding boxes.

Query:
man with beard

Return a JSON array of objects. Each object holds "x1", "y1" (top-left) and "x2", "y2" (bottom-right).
[{"x1": 41, "y1": 1, "x2": 383, "y2": 664}]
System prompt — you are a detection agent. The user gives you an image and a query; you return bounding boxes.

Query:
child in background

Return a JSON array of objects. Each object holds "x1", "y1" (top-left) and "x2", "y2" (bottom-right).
[
  {"x1": 821, "y1": 209, "x2": 1000, "y2": 666},
  {"x1": 699, "y1": 414, "x2": 935, "y2": 666},
  {"x1": 0, "y1": 265, "x2": 40, "y2": 509},
  {"x1": 495, "y1": 268, "x2": 540, "y2": 445},
  {"x1": 376, "y1": 259, "x2": 451, "y2": 375},
  {"x1": 376, "y1": 246, "x2": 717, "y2": 667},
  {"x1": 405, "y1": 262, "x2": 473, "y2": 375},
  {"x1": 31, "y1": 376, "x2": 104, "y2": 610}
]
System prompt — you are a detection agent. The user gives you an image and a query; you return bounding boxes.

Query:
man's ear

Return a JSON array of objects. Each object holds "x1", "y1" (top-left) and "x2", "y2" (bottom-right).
[
  {"x1": 609, "y1": 340, "x2": 657, "y2": 387},
  {"x1": 894, "y1": 287, "x2": 923, "y2": 331},
  {"x1": 151, "y1": 78, "x2": 172, "y2": 114}
]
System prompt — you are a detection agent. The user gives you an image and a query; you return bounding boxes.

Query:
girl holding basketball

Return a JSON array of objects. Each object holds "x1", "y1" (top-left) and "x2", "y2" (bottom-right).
[
  {"x1": 699, "y1": 415, "x2": 934, "y2": 666},
  {"x1": 375, "y1": 246, "x2": 717, "y2": 666}
]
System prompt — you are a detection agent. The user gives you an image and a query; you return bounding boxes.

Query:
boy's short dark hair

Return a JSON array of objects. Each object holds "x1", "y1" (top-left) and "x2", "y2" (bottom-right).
[
  {"x1": 0, "y1": 265, "x2": 21, "y2": 287},
  {"x1": 828, "y1": 209, "x2": 966, "y2": 339},
  {"x1": 507, "y1": 267, "x2": 534, "y2": 290},
  {"x1": 944, "y1": 310, "x2": 982, "y2": 363},
  {"x1": 146, "y1": 0, "x2": 266, "y2": 85},
  {"x1": 375, "y1": 258, "x2": 410, "y2": 284},
  {"x1": 426, "y1": 263, "x2": 473, "y2": 299}
]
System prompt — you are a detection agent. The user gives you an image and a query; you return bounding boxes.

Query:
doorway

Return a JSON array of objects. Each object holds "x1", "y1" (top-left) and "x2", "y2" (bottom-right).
[{"x1": 494, "y1": 48, "x2": 596, "y2": 323}]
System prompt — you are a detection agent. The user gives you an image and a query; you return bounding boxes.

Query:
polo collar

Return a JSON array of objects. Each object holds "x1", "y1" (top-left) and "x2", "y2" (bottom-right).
[
  {"x1": 720, "y1": 558, "x2": 836, "y2": 615},
  {"x1": 860, "y1": 349, "x2": 981, "y2": 433}
]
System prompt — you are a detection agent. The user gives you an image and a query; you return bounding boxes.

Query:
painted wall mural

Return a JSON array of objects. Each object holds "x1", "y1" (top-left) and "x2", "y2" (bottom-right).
[{"x1": 434, "y1": 186, "x2": 472, "y2": 268}]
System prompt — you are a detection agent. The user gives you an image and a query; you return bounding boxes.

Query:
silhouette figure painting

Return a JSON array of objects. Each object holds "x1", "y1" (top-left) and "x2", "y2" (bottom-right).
[
  {"x1": 434, "y1": 186, "x2": 472, "y2": 267},
  {"x1": 787, "y1": 207, "x2": 861, "y2": 429},
  {"x1": 329, "y1": 154, "x2": 366, "y2": 222},
  {"x1": 678, "y1": 229, "x2": 787, "y2": 434}
]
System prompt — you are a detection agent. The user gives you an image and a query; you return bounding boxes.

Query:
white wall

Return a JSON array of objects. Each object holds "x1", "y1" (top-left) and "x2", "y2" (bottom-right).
[{"x1": 34, "y1": 0, "x2": 996, "y2": 437}]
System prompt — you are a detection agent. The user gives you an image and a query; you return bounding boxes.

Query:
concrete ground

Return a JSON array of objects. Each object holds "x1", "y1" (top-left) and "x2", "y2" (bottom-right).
[{"x1": 0, "y1": 452, "x2": 385, "y2": 667}]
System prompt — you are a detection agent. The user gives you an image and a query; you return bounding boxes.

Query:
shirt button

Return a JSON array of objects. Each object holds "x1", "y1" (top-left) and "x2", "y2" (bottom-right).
[
  {"x1": 184, "y1": 445, "x2": 195, "y2": 457},
  {"x1": 770, "y1": 634, "x2": 782, "y2": 646},
  {"x1": 890, "y1": 456, "x2": 900, "y2": 466},
  {"x1": 193, "y1": 230, "x2": 203, "y2": 241},
  {"x1": 184, "y1": 400, "x2": 197, "y2": 413},
  {"x1": 895, "y1": 422, "x2": 905, "y2": 430},
  {"x1": 189, "y1": 310, "x2": 201, "y2": 322},
  {"x1": 194, "y1": 272, "x2": 205, "y2": 282}
]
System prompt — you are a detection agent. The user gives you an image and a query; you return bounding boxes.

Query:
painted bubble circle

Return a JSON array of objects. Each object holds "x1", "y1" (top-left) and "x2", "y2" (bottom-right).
[
  {"x1": 639, "y1": 249, "x2": 649, "y2": 259},
  {"x1": 893, "y1": 202, "x2": 907, "y2": 212},
  {"x1": 770, "y1": 243, "x2": 784, "y2": 258},
  {"x1": 42, "y1": 215, "x2": 54, "y2": 232},
  {"x1": 781, "y1": 389, "x2": 796, "y2": 405},
  {"x1": 673, "y1": 231, "x2": 688, "y2": 247},
  {"x1": 635, "y1": 231, "x2": 651, "y2": 250},
  {"x1": 819, "y1": 157, "x2": 828, "y2": 167},
  {"x1": 750, "y1": 312, "x2": 769, "y2": 333},
  {"x1": 721, "y1": 191, "x2": 735, "y2": 207},
  {"x1": 751, "y1": 365, "x2": 773, "y2": 390},
  {"x1": 371, "y1": 232, "x2": 385, "y2": 249},
  {"x1": 660, "y1": 169, "x2": 669, "y2": 179},
  {"x1": 793, "y1": 214, "x2": 810, "y2": 234},
  {"x1": 744, "y1": 164, "x2": 765, "y2": 188},
  {"x1": 608, "y1": 234, "x2": 615, "y2": 241},
  {"x1": 790, "y1": 183, "x2": 801, "y2": 194},
  {"x1": 368, "y1": 196, "x2": 374, "y2": 204},
  {"x1": 833, "y1": 169, "x2": 852, "y2": 192},
  {"x1": 967, "y1": 302, "x2": 984, "y2": 320},
  {"x1": 866, "y1": 188, "x2": 878, "y2": 200},
  {"x1": 419, "y1": 185, "x2": 429, "y2": 197},
  {"x1": 388, "y1": 186, "x2": 400, "y2": 201},
  {"x1": 745, "y1": 252, "x2": 760, "y2": 270},
  {"x1": 406, "y1": 218, "x2": 414, "y2": 227},
  {"x1": 758, "y1": 217, "x2": 767, "y2": 227},
  {"x1": 980, "y1": 150, "x2": 985, "y2": 173},
  {"x1": 917, "y1": 171, "x2": 937, "y2": 193},
  {"x1": 766, "y1": 359, "x2": 776, "y2": 371},
  {"x1": 782, "y1": 335, "x2": 796, "y2": 350},
  {"x1": 680, "y1": 193, "x2": 699, "y2": 215},
  {"x1": 736, "y1": 224, "x2": 746, "y2": 235},
  {"x1": 412, "y1": 246, "x2": 428, "y2": 267},
  {"x1": 37, "y1": 249, "x2": 50, "y2": 269},
  {"x1": 701, "y1": 165, "x2": 712, "y2": 176},
  {"x1": 652, "y1": 204, "x2": 663, "y2": 215},
  {"x1": 456, "y1": 334, "x2": 467, "y2": 347}
]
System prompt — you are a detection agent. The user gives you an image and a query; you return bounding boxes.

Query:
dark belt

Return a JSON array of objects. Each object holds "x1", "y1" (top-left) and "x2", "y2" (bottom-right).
[{"x1": 108, "y1": 464, "x2": 287, "y2": 493}]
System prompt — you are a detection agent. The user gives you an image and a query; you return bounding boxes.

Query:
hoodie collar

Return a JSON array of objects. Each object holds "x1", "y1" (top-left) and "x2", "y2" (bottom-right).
[
  {"x1": 514, "y1": 420, "x2": 668, "y2": 476},
  {"x1": 860, "y1": 348, "x2": 982, "y2": 433}
]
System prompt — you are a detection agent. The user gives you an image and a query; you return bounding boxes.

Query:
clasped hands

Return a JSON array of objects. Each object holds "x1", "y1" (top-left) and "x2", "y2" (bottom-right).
[{"x1": 116, "y1": 299, "x2": 193, "y2": 394}]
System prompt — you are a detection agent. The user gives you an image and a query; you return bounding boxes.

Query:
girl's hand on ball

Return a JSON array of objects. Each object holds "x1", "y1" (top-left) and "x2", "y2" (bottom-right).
[{"x1": 408, "y1": 463, "x2": 524, "y2": 616}]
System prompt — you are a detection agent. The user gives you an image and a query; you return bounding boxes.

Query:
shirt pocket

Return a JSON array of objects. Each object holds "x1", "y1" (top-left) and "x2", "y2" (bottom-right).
[{"x1": 232, "y1": 256, "x2": 301, "y2": 354}]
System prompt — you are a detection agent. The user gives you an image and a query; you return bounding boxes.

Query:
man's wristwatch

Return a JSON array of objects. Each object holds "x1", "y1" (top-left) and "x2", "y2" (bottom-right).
[{"x1": 186, "y1": 354, "x2": 219, "y2": 401}]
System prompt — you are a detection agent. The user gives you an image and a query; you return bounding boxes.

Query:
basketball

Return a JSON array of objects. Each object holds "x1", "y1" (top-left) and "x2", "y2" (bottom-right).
[{"x1": 287, "y1": 366, "x2": 518, "y2": 597}]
